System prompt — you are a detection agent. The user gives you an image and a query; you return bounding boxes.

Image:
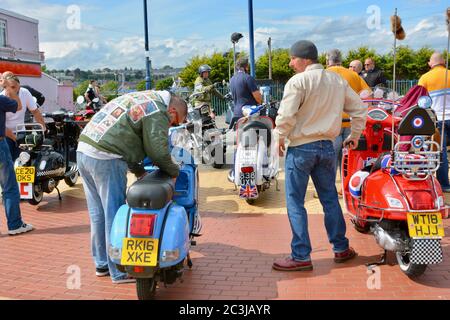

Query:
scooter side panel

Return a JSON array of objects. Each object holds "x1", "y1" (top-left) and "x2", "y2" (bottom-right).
[
  {"x1": 109, "y1": 204, "x2": 131, "y2": 265},
  {"x1": 159, "y1": 204, "x2": 190, "y2": 268}
]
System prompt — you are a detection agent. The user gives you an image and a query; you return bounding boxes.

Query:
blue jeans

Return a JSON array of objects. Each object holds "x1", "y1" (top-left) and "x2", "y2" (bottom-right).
[
  {"x1": 437, "y1": 120, "x2": 450, "y2": 189},
  {"x1": 77, "y1": 152, "x2": 129, "y2": 281},
  {"x1": 0, "y1": 139, "x2": 24, "y2": 230},
  {"x1": 6, "y1": 137, "x2": 20, "y2": 162},
  {"x1": 333, "y1": 127, "x2": 351, "y2": 179},
  {"x1": 285, "y1": 141, "x2": 349, "y2": 262}
]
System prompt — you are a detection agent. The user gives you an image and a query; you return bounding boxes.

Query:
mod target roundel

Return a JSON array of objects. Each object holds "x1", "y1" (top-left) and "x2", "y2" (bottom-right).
[
  {"x1": 349, "y1": 171, "x2": 370, "y2": 199},
  {"x1": 411, "y1": 136, "x2": 424, "y2": 149},
  {"x1": 412, "y1": 116, "x2": 424, "y2": 129}
]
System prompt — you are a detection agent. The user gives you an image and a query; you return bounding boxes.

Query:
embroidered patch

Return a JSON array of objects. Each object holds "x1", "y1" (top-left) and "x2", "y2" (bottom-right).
[{"x1": 129, "y1": 104, "x2": 146, "y2": 123}]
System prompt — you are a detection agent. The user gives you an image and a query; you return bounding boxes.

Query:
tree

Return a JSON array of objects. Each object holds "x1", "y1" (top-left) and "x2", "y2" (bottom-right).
[
  {"x1": 179, "y1": 52, "x2": 231, "y2": 88},
  {"x1": 101, "y1": 81, "x2": 119, "y2": 101},
  {"x1": 155, "y1": 77, "x2": 174, "y2": 90},
  {"x1": 73, "y1": 80, "x2": 90, "y2": 101},
  {"x1": 136, "y1": 80, "x2": 147, "y2": 91},
  {"x1": 256, "y1": 48, "x2": 294, "y2": 82}
]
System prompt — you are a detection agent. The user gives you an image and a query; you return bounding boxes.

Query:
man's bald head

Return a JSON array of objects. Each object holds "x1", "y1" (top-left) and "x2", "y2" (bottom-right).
[
  {"x1": 429, "y1": 52, "x2": 445, "y2": 68},
  {"x1": 167, "y1": 95, "x2": 188, "y2": 126},
  {"x1": 349, "y1": 60, "x2": 363, "y2": 74}
]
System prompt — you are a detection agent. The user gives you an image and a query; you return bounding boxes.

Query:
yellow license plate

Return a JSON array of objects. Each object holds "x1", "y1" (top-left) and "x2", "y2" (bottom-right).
[
  {"x1": 15, "y1": 167, "x2": 35, "y2": 183},
  {"x1": 407, "y1": 212, "x2": 445, "y2": 239},
  {"x1": 121, "y1": 238, "x2": 158, "y2": 267}
]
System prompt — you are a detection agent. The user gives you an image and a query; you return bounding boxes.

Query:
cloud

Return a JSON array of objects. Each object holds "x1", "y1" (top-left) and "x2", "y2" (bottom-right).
[{"x1": 2, "y1": 0, "x2": 448, "y2": 70}]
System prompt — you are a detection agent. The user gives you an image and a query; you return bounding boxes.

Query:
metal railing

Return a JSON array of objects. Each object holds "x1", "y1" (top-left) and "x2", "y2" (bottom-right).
[{"x1": 212, "y1": 80, "x2": 419, "y2": 116}]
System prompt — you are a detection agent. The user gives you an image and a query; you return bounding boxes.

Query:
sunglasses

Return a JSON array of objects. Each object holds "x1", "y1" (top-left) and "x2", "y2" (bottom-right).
[{"x1": 3, "y1": 75, "x2": 20, "y2": 83}]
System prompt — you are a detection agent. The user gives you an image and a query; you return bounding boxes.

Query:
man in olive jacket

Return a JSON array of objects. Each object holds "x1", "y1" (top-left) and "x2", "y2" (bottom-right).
[{"x1": 77, "y1": 90, "x2": 187, "y2": 284}]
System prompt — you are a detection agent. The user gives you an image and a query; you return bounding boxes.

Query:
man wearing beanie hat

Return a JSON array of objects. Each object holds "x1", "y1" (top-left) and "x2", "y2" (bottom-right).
[{"x1": 272, "y1": 40, "x2": 367, "y2": 271}]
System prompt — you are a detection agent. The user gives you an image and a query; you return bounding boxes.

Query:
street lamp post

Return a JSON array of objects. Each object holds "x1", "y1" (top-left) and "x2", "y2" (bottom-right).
[
  {"x1": 248, "y1": 0, "x2": 255, "y2": 77},
  {"x1": 231, "y1": 32, "x2": 243, "y2": 75},
  {"x1": 143, "y1": 0, "x2": 152, "y2": 90}
]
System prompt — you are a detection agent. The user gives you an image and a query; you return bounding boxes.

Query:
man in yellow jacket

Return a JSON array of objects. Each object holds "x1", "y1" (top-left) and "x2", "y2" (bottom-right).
[{"x1": 418, "y1": 52, "x2": 450, "y2": 191}]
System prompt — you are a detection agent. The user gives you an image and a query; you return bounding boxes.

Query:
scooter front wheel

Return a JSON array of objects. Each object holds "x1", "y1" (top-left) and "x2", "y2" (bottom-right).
[
  {"x1": 28, "y1": 184, "x2": 44, "y2": 206},
  {"x1": 396, "y1": 251, "x2": 427, "y2": 278},
  {"x1": 64, "y1": 171, "x2": 79, "y2": 187},
  {"x1": 136, "y1": 278, "x2": 157, "y2": 300}
]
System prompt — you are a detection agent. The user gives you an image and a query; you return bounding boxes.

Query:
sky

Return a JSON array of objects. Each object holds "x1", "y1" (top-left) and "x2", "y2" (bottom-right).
[{"x1": 0, "y1": 0, "x2": 448, "y2": 70}]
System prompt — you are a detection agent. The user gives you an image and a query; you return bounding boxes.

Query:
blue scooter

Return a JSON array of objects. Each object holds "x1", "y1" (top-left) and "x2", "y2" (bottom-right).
[{"x1": 108, "y1": 123, "x2": 201, "y2": 300}]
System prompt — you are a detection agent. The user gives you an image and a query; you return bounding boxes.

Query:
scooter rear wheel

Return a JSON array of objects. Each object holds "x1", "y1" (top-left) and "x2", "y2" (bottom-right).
[
  {"x1": 136, "y1": 278, "x2": 157, "y2": 300},
  {"x1": 396, "y1": 251, "x2": 427, "y2": 278}
]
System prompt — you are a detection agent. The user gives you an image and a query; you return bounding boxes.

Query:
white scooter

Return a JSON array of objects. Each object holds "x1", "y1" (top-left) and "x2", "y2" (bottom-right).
[{"x1": 229, "y1": 101, "x2": 280, "y2": 204}]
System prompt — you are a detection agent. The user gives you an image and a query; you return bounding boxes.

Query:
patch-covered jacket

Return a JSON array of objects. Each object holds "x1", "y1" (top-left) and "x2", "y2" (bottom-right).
[{"x1": 78, "y1": 90, "x2": 180, "y2": 177}]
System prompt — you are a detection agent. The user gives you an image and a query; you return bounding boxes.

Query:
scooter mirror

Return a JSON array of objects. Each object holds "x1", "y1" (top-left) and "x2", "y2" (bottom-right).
[
  {"x1": 76, "y1": 96, "x2": 85, "y2": 104},
  {"x1": 417, "y1": 96, "x2": 432, "y2": 109}
]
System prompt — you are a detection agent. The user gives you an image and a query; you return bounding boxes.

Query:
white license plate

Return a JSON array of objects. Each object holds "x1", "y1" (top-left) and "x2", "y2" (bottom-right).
[{"x1": 240, "y1": 172, "x2": 256, "y2": 186}]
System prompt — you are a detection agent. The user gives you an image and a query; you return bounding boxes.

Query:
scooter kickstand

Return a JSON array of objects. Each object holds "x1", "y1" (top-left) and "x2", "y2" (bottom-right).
[
  {"x1": 187, "y1": 253, "x2": 193, "y2": 269},
  {"x1": 275, "y1": 177, "x2": 280, "y2": 191},
  {"x1": 56, "y1": 187, "x2": 62, "y2": 201},
  {"x1": 366, "y1": 250, "x2": 388, "y2": 267}
]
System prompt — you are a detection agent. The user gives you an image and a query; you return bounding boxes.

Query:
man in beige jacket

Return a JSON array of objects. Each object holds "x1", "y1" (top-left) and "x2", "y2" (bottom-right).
[{"x1": 273, "y1": 40, "x2": 367, "y2": 271}]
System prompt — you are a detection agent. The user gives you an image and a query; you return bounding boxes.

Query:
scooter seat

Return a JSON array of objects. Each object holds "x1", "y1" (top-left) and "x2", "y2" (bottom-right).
[
  {"x1": 127, "y1": 170, "x2": 174, "y2": 210},
  {"x1": 241, "y1": 121, "x2": 272, "y2": 147}
]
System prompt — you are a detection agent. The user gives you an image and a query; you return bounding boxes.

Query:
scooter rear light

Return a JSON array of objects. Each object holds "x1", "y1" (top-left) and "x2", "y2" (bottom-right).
[
  {"x1": 130, "y1": 214, "x2": 156, "y2": 237},
  {"x1": 405, "y1": 191, "x2": 434, "y2": 210},
  {"x1": 134, "y1": 266, "x2": 145, "y2": 273},
  {"x1": 241, "y1": 166, "x2": 254, "y2": 173}
]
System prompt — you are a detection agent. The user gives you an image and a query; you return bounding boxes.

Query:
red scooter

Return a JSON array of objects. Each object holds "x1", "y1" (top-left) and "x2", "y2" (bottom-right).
[{"x1": 342, "y1": 95, "x2": 446, "y2": 278}]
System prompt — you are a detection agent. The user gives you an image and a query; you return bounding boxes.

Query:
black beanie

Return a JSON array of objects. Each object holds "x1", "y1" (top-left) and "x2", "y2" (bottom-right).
[{"x1": 290, "y1": 40, "x2": 318, "y2": 61}]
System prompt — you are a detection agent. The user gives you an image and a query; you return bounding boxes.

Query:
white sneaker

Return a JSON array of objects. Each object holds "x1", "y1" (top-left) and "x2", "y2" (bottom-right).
[{"x1": 8, "y1": 223, "x2": 34, "y2": 236}]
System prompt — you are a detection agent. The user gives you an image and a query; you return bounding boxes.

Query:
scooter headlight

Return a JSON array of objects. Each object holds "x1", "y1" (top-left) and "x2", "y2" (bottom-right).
[
  {"x1": 387, "y1": 197, "x2": 404, "y2": 209},
  {"x1": 108, "y1": 245, "x2": 122, "y2": 260},
  {"x1": 161, "y1": 249, "x2": 180, "y2": 262},
  {"x1": 19, "y1": 152, "x2": 31, "y2": 165},
  {"x1": 39, "y1": 160, "x2": 47, "y2": 171}
]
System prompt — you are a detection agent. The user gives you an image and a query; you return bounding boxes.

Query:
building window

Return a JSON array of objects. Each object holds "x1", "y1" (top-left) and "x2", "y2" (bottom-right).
[{"x1": 0, "y1": 19, "x2": 6, "y2": 47}]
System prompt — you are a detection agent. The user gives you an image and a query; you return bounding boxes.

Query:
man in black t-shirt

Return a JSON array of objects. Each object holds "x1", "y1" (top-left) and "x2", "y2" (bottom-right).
[
  {"x1": 362, "y1": 58, "x2": 387, "y2": 87},
  {"x1": 229, "y1": 58, "x2": 262, "y2": 128}
]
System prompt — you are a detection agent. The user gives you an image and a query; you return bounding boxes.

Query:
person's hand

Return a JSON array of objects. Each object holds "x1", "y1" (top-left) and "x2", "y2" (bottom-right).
[
  {"x1": 6, "y1": 131, "x2": 16, "y2": 142},
  {"x1": 344, "y1": 136, "x2": 359, "y2": 150},
  {"x1": 210, "y1": 111, "x2": 216, "y2": 119},
  {"x1": 278, "y1": 138, "x2": 286, "y2": 157},
  {"x1": 213, "y1": 82, "x2": 221, "y2": 89}
]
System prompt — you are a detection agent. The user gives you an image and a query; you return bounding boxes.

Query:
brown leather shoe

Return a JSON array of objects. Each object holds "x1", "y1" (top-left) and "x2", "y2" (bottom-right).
[
  {"x1": 272, "y1": 257, "x2": 313, "y2": 271},
  {"x1": 334, "y1": 247, "x2": 357, "y2": 263}
]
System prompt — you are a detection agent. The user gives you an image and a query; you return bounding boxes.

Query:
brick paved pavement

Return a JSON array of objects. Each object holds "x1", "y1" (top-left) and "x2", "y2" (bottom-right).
[{"x1": 0, "y1": 176, "x2": 449, "y2": 300}]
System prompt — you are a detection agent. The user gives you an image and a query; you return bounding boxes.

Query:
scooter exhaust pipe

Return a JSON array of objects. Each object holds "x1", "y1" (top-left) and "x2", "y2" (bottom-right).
[{"x1": 372, "y1": 224, "x2": 406, "y2": 252}]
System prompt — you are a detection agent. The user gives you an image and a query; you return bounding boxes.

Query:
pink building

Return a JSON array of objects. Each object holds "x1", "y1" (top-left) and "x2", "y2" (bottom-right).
[{"x1": 0, "y1": 8, "x2": 74, "y2": 112}]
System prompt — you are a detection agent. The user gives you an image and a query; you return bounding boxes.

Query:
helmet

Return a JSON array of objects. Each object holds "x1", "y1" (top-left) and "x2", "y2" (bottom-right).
[{"x1": 198, "y1": 64, "x2": 212, "y2": 75}]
